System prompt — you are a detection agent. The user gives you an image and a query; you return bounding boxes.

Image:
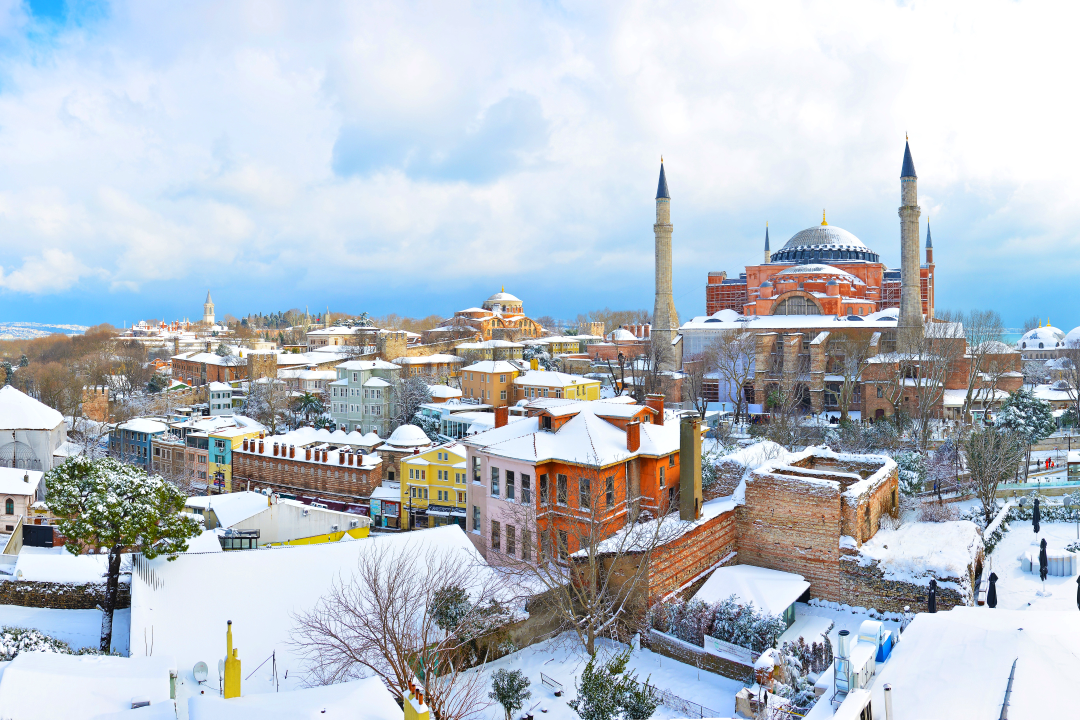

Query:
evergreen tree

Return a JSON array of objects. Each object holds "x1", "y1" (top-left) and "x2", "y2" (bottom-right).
[
  {"x1": 46, "y1": 458, "x2": 202, "y2": 652},
  {"x1": 569, "y1": 649, "x2": 659, "y2": 720},
  {"x1": 489, "y1": 668, "x2": 532, "y2": 720},
  {"x1": 995, "y1": 388, "x2": 1056, "y2": 480},
  {"x1": 17, "y1": 354, "x2": 28, "y2": 368},
  {"x1": 1, "y1": 361, "x2": 12, "y2": 385}
]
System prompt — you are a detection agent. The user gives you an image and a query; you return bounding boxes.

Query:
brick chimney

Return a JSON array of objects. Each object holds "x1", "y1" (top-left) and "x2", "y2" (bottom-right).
[
  {"x1": 348, "y1": 452, "x2": 354, "y2": 466},
  {"x1": 321, "y1": 449, "x2": 328, "y2": 462},
  {"x1": 242, "y1": 438, "x2": 249, "y2": 452},
  {"x1": 679, "y1": 413, "x2": 702, "y2": 521},
  {"x1": 273, "y1": 442, "x2": 279, "y2": 457},
  {"x1": 339, "y1": 452, "x2": 345, "y2": 465},
  {"x1": 646, "y1": 394, "x2": 665, "y2": 425},
  {"x1": 495, "y1": 405, "x2": 509, "y2": 429},
  {"x1": 258, "y1": 440, "x2": 264, "y2": 454},
  {"x1": 626, "y1": 420, "x2": 641, "y2": 452},
  {"x1": 289, "y1": 445, "x2": 295, "y2": 459},
  {"x1": 305, "y1": 447, "x2": 312, "y2": 461}
]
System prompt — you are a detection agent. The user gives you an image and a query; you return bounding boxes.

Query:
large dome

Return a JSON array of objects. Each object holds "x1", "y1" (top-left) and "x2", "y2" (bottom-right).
[
  {"x1": 1019, "y1": 326, "x2": 1065, "y2": 350},
  {"x1": 485, "y1": 291, "x2": 521, "y2": 304},
  {"x1": 771, "y1": 224, "x2": 880, "y2": 264}
]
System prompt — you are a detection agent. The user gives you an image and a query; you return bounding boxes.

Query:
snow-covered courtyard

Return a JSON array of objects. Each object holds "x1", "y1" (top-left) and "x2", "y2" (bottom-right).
[
  {"x1": 471, "y1": 633, "x2": 746, "y2": 720},
  {"x1": 984, "y1": 520, "x2": 1080, "y2": 611},
  {"x1": 0, "y1": 604, "x2": 130, "y2": 654}
]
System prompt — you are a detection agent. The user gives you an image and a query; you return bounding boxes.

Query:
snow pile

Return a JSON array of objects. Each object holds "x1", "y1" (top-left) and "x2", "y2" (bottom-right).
[
  {"x1": 12, "y1": 547, "x2": 125, "y2": 584},
  {"x1": 693, "y1": 565, "x2": 809, "y2": 617},
  {"x1": 0, "y1": 627, "x2": 75, "y2": 661},
  {"x1": 188, "y1": 676, "x2": 400, "y2": 720},
  {"x1": 855, "y1": 520, "x2": 982, "y2": 588}
]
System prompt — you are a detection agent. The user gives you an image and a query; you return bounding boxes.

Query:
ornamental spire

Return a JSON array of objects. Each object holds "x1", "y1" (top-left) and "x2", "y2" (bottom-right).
[
  {"x1": 656, "y1": 159, "x2": 670, "y2": 199},
  {"x1": 821, "y1": 209, "x2": 828, "y2": 226}
]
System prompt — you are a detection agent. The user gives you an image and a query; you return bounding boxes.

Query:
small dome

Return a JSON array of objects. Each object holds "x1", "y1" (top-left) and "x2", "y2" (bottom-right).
[
  {"x1": 760, "y1": 281, "x2": 773, "y2": 288},
  {"x1": 385, "y1": 424, "x2": 432, "y2": 448},
  {"x1": 1019, "y1": 326, "x2": 1065, "y2": 349},
  {"x1": 609, "y1": 328, "x2": 636, "y2": 342},
  {"x1": 825, "y1": 278, "x2": 839, "y2": 286},
  {"x1": 1065, "y1": 326, "x2": 1080, "y2": 347},
  {"x1": 486, "y1": 290, "x2": 521, "y2": 304}
]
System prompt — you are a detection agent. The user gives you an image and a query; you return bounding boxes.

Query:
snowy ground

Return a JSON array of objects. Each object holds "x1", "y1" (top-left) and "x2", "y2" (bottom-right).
[
  {"x1": 795, "y1": 602, "x2": 902, "y2": 647},
  {"x1": 984, "y1": 521, "x2": 1080, "y2": 611},
  {"x1": 469, "y1": 633, "x2": 746, "y2": 720},
  {"x1": 0, "y1": 604, "x2": 130, "y2": 654}
]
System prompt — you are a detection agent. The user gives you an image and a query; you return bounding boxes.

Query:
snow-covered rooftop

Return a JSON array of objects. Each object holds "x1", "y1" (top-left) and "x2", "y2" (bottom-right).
[
  {"x1": 854, "y1": 520, "x2": 983, "y2": 588},
  {"x1": 693, "y1": 564, "x2": 810, "y2": 617},
  {"x1": 428, "y1": 384, "x2": 462, "y2": 398},
  {"x1": 461, "y1": 360, "x2": 520, "y2": 374},
  {"x1": 0, "y1": 386, "x2": 64, "y2": 430},
  {"x1": 681, "y1": 307, "x2": 900, "y2": 331},
  {"x1": 515, "y1": 369, "x2": 599, "y2": 388},
  {"x1": 0, "y1": 467, "x2": 42, "y2": 496},
  {"x1": 335, "y1": 359, "x2": 400, "y2": 371},
  {"x1": 187, "y1": 676, "x2": 400, "y2": 720},
  {"x1": 114, "y1": 418, "x2": 169, "y2": 434},
  {"x1": 185, "y1": 491, "x2": 270, "y2": 528}
]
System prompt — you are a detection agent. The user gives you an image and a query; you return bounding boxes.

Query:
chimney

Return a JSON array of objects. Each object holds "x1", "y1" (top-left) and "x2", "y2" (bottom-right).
[
  {"x1": 339, "y1": 452, "x2": 345, "y2": 465},
  {"x1": 495, "y1": 405, "x2": 509, "y2": 429},
  {"x1": 273, "y1": 442, "x2": 279, "y2": 457},
  {"x1": 679, "y1": 413, "x2": 702, "y2": 521},
  {"x1": 290, "y1": 445, "x2": 295, "y2": 459},
  {"x1": 322, "y1": 449, "x2": 328, "y2": 462},
  {"x1": 258, "y1": 440, "x2": 264, "y2": 454},
  {"x1": 646, "y1": 394, "x2": 665, "y2": 425},
  {"x1": 626, "y1": 420, "x2": 641, "y2": 452},
  {"x1": 305, "y1": 447, "x2": 312, "y2": 461},
  {"x1": 348, "y1": 452, "x2": 354, "y2": 466},
  {"x1": 530, "y1": 358, "x2": 538, "y2": 371},
  {"x1": 242, "y1": 438, "x2": 249, "y2": 452}
]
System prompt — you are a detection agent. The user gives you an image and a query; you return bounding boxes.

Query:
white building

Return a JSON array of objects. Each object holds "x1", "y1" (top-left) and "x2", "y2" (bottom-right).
[
  {"x1": 0, "y1": 386, "x2": 67, "y2": 498},
  {"x1": 207, "y1": 381, "x2": 234, "y2": 415}
]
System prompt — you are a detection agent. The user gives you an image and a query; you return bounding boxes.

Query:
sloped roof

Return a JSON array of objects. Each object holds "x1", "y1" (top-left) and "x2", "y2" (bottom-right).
[
  {"x1": 901, "y1": 139, "x2": 917, "y2": 178},
  {"x1": 0, "y1": 386, "x2": 65, "y2": 430}
]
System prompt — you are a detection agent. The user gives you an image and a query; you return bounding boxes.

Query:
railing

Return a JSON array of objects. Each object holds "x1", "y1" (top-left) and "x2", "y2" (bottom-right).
[
  {"x1": 648, "y1": 684, "x2": 720, "y2": 719},
  {"x1": 540, "y1": 672, "x2": 564, "y2": 696},
  {"x1": 132, "y1": 553, "x2": 165, "y2": 592}
]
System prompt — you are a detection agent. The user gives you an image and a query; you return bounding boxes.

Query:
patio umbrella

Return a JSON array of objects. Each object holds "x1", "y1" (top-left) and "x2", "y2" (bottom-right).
[
  {"x1": 987, "y1": 572, "x2": 998, "y2": 608},
  {"x1": 1076, "y1": 576, "x2": 1080, "y2": 610},
  {"x1": 1033, "y1": 498, "x2": 1041, "y2": 535},
  {"x1": 928, "y1": 578, "x2": 937, "y2": 613},
  {"x1": 1039, "y1": 539, "x2": 1049, "y2": 582}
]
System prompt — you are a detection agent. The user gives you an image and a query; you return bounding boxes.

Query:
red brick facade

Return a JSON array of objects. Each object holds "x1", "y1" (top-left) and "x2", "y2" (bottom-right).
[{"x1": 232, "y1": 442, "x2": 383, "y2": 506}]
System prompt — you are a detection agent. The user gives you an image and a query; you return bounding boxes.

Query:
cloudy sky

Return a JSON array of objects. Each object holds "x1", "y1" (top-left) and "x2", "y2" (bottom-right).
[{"x1": 0, "y1": 0, "x2": 1077, "y2": 330}]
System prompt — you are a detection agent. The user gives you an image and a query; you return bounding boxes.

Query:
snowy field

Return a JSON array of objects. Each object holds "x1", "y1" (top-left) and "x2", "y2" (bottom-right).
[
  {"x1": 985, "y1": 520, "x2": 1080, "y2": 611},
  {"x1": 470, "y1": 633, "x2": 745, "y2": 720},
  {"x1": 0, "y1": 604, "x2": 130, "y2": 654}
]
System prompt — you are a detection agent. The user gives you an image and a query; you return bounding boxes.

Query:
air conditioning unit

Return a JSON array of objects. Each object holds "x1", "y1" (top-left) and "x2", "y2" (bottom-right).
[
  {"x1": 349, "y1": 520, "x2": 358, "y2": 529},
  {"x1": 302, "y1": 509, "x2": 309, "y2": 517},
  {"x1": 331, "y1": 524, "x2": 339, "y2": 532}
]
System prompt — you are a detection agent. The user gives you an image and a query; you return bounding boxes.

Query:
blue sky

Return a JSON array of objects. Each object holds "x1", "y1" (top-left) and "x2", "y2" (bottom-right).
[{"x1": 0, "y1": 1, "x2": 1078, "y2": 331}]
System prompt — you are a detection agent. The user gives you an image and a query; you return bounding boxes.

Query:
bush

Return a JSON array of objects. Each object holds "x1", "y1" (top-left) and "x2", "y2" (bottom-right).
[
  {"x1": 917, "y1": 499, "x2": 959, "y2": 523},
  {"x1": 0, "y1": 626, "x2": 88, "y2": 661},
  {"x1": 894, "y1": 451, "x2": 926, "y2": 496},
  {"x1": 647, "y1": 595, "x2": 786, "y2": 654}
]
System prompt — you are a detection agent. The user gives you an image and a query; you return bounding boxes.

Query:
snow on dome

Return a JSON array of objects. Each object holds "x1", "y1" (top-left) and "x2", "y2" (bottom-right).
[
  {"x1": 1019, "y1": 325, "x2": 1065, "y2": 350},
  {"x1": 710, "y1": 309, "x2": 741, "y2": 322},
  {"x1": 384, "y1": 424, "x2": 432, "y2": 448},
  {"x1": 771, "y1": 223, "x2": 880, "y2": 264},
  {"x1": 0, "y1": 386, "x2": 64, "y2": 430},
  {"x1": 1064, "y1": 326, "x2": 1080, "y2": 347},
  {"x1": 781, "y1": 225, "x2": 869, "y2": 251},
  {"x1": 485, "y1": 290, "x2": 521, "y2": 303},
  {"x1": 609, "y1": 327, "x2": 636, "y2": 342}
]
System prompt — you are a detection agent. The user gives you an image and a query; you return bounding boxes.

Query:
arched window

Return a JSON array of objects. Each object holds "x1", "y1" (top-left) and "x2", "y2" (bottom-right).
[
  {"x1": 1039, "y1": 342, "x2": 1045, "y2": 349},
  {"x1": 772, "y1": 295, "x2": 821, "y2": 316},
  {"x1": 4, "y1": 498, "x2": 12, "y2": 515}
]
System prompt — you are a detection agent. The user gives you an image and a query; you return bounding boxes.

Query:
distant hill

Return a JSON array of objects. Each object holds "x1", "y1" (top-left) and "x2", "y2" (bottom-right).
[{"x1": 0, "y1": 322, "x2": 88, "y2": 340}]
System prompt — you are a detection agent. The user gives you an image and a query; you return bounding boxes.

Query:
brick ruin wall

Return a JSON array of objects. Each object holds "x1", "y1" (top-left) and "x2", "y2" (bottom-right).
[
  {"x1": 838, "y1": 549, "x2": 979, "y2": 613},
  {"x1": 647, "y1": 509, "x2": 738, "y2": 600},
  {"x1": 737, "y1": 472, "x2": 844, "y2": 602},
  {"x1": 0, "y1": 580, "x2": 131, "y2": 610}
]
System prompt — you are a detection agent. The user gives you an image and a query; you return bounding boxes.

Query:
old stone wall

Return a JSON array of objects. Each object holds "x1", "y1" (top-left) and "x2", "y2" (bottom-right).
[
  {"x1": 737, "y1": 472, "x2": 843, "y2": 601},
  {"x1": 839, "y1": 555, "x2": 974, "y2": 613},
  {"x1": 0, "y1": 580, "x2": 131, "y2": 610},
  {"x1": 645, "y1": 629, "x2": 752, "y2": 684},
  {"x1": 646, "y1": 509, "x2": 738, "y2": 600}
]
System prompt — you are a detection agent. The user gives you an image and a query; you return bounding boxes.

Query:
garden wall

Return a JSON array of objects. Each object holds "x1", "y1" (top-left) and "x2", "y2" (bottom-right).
[
  {"x1": 645, "y1": 628, "x2": 751, "y2": 682},
  {"x1": 838, "y1": 557, "x2": 972, "y2": 613},
  {"x1": 0, "y1": 580, "x2": 131, "y2": 610}
]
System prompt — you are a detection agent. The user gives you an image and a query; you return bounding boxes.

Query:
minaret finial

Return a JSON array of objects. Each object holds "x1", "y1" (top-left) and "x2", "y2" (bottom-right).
[{"x1": 821, "y1": 209, "x2": 828, "y2": 226}]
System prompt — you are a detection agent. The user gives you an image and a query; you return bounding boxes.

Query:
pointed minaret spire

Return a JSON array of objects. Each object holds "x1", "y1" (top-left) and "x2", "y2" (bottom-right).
[
  {"x1": 656, "y1": 158, "x2": 670, "y2": 199},
  {"x1": 763, "y1": 222, "x2": 771, "y2": 264},
  {"x1": 901, "y1": 138, "x2": 917, "y2": 178}
]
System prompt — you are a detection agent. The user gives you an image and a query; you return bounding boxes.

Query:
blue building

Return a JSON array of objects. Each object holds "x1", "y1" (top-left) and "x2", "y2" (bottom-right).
[{"x1": 109, "y1": 418, "x2": 169, "y2": 468}]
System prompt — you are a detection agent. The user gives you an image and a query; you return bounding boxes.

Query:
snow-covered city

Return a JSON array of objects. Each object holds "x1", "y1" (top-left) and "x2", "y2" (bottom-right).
[{"x1": 0, "y1": 3, "x2": 1078, "y2": 719}]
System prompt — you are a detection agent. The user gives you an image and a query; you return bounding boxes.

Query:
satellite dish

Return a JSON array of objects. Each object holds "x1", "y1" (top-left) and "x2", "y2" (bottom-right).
[{"x1": 193, "y1": 661, "x2": 208, "y2": 683}]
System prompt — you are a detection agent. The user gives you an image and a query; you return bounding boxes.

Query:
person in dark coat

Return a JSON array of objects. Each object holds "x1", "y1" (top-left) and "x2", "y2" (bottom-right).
[
  {"x1": 928, "y1": 578, "x2": 937, "y2": 613},
  {"x1": 987, "y1": 572, "x2": 998, "y2": 608},
  {"x1": 1039, "y1": 538, "x2": 1049, "y2": 582}
]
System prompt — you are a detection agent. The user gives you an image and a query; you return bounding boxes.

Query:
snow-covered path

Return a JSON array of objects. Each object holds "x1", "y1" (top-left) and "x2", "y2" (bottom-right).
[{"x1": 471, "y1": 633, "x2": 745, "y2": 720}]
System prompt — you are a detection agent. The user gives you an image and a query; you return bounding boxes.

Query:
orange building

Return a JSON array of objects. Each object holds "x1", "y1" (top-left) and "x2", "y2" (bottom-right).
[
  {"x1": 460, "y1": 360, "x2": 522, "y2": 406},
  {"x1": 444, "y1": 290, "x2": 545, "y2": 341},
  {"x1": 461, "y1": 395, "x2": 680, "y2": 560},
  {"x1": 705, "y1": 216, "x2": 935, "y2": 320}
]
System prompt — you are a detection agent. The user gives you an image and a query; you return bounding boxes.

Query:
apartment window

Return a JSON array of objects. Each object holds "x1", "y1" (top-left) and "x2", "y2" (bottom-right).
[
  {"x1": 877, "y1": 386, "x2": 883, "y2": 398},
  {"x1": 669, "y1": 455, "x2": 676, "y2": 467},
  {"x1": 555, "y1": 389, "x2": 562, "y2": 399},
  {"x1": 557, "y1": 474, "x2": 568, "y2": 505},
  {"x1": 539, "y1": 474, "x2": 549, "y2": 505},
  {"x1": 606, "y1": 476, "x2": 614, "y2": 508},
  {"x1": 523, "y1": 529, "x2": 532, "y2": 561},
  {"x1": 506, "y1": 470, "x2": 515, "y2": 500},
  {"x1": 472, "y1": 505, "x2": 480, "y2": 531},
  {"x1": 491, "y1": 466, "x2": 500, "y2": 497},
  {"x1": 521, "y1": 474, "x2": 531, "y2": 503},
  {"x1": 557, "y1": 530, "x2": 568, "y2": 559},
  {"x1": 659, "y1": 466, "x2": 665, "y2": 487},
  {"x1": 579, "y1": 477, "x2": 591, "y2": 509},
  {"x1": 457, "y1": 492, "x2": 465, "y2": 503},
  {"x1": 500, "y1": 390, "x2": 507, "y2": 400},
  {"x1": 472, "y1": 457, "x2": 482, "y2": 483},
  {"x1": 499, "y1": 374, "x2": 507, "y2": 383},
  {"x1": 491, "y1": 520, "x2": 501, "y2": 551},
  {"x1": 506, "y1": 524, "x2": 516, "y2": 556}
]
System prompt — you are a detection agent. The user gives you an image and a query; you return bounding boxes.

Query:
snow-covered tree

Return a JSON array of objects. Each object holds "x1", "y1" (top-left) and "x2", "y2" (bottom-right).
[
  {"x1": 965, "y1": 427, "x2": 1027, "y2": 526},
  {"x1": 242, "y1": 379, "x2": 291, "y2": 434},
  {"x1": 894, "y1": 451, "x2": 926, "y2": 496},
  {"x1": 46, "y1": 457, "x2": 202, "y2": 653},
  {"x1": 391, "y1": 375, "x2": 433, "y2": 430},
  {"x1": 411, "y1": 413, "x2": 441, "y2": 442},
  {"x1": 523, "y1": 344, "x2": 557, "y2": 371},
  {"x1": 995, "y1": 388, "x2": 1056, "y2": 481},
  {"x1": 489, "y1": 668, "x2": 531, "y2": 720},
  {"x1": 569, "y1": 649, "x2": 658, "y2": 720},
  {"x1": 0, "y1": 627, "x2": 79, "y2": 661}
]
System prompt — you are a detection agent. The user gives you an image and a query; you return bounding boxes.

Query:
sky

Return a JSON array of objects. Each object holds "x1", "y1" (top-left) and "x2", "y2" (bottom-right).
[{"x1": 0, "y1": 0, "x2": 1078, "y2": 331}]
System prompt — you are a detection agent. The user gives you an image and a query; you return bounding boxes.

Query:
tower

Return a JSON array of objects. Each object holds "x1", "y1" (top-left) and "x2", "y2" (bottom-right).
[
  {"x1": 202, "y1": 291, "x2": 215, "y2": 326},
  {"x1": 898, "y1": 139, "x2": 923, "y2": 342},
  {"x1": 925, "y1": 220, "x2": 935, "y2": 320},
  {"x1": 763, "y1": 222, "x2": 771, "y2": 264},
  {"x1": 652, "y1": 160, "x2": 679, "y2": 369}
]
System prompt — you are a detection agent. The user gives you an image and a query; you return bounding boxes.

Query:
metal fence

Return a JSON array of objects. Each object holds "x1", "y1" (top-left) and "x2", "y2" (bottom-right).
[
  {"x1": 540, "y1": 672, "x2": 564, "y2": 696},
  {"x1": 649, "y1": 684, "x2": 719, "y2": 719}
]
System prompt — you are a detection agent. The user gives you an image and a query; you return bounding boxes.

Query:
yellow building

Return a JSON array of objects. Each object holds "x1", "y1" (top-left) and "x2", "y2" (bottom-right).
[
  {"x1": 209, "y1": 425, "x2": 264, "y2": 493},
  {"x1": 460, "y1": 360, "x2": 520, "y2": 407},
  {"x1": 513, "y1": 369, "x2": 602, "y2": 403},
  {"x1": 400, "y1": 442, "x2": 468, "y2": 530}
]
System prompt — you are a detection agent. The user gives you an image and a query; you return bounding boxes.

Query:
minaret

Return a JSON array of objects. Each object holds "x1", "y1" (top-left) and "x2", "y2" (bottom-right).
[
  {"x1": 652, "y1": 159, "x2": 679, "y2": 369},
  {"x1": 898, "y1": 138, "x2": 923, "y2": 342},
  {"x1": 925, "y1": 220, "x2": 935, "y2": 320},
  {"x1": 202, "y1": 291, "x2": 215, "y2": 326},
  {"x1": 763, "y1": 223, "x2": 771, "y2": 264}
]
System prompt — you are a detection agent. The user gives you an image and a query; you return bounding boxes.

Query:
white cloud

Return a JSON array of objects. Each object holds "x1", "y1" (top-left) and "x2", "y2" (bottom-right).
[
  {"x1": 0, "y1": 248, "x2": 96, "y2": 293},
  {"x1": 0, "y1": 0, "x2": 1077, "y2": 324}
]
